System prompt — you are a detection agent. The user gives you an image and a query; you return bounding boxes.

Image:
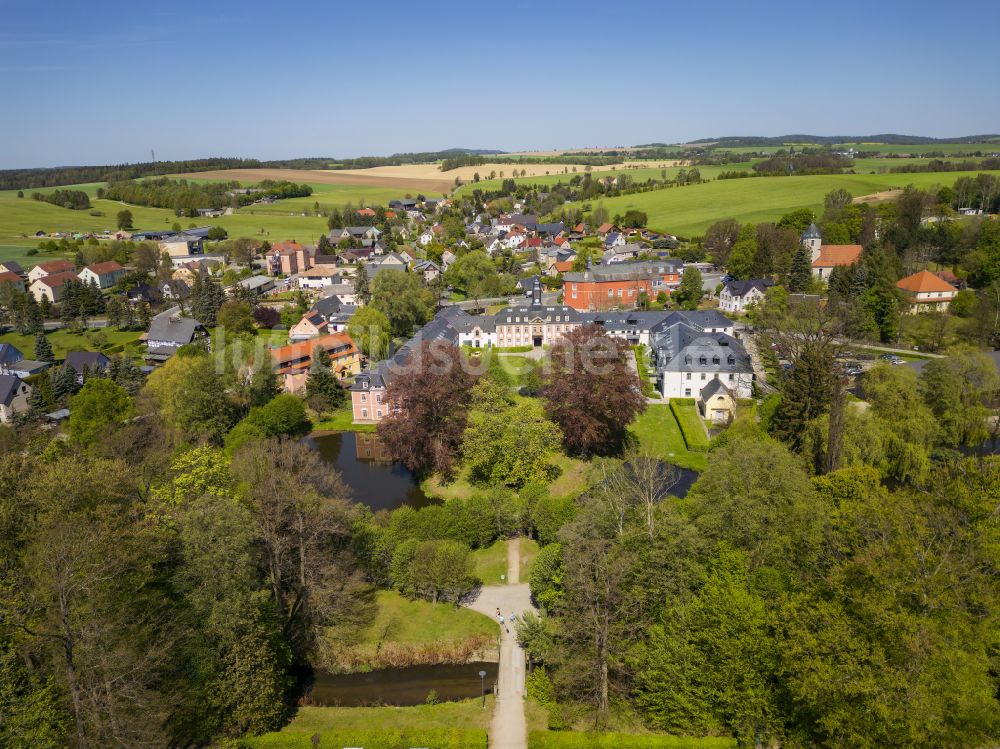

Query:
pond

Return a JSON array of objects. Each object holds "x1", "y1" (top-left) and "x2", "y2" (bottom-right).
[
  {"x1": 308, "y1": 662, "x2": 500, "y2": 707},
  {"x1": 306, "y1": 431, "x2": 436, "y2": 512},
  {"x1": 670, "y1": 467, "x2": 700, "y2": 499}
]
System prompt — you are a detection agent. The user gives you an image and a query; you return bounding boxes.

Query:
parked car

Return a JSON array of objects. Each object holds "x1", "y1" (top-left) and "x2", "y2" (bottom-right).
[
  {"x1": 846, "y1": 365, "x2": 863, "y2": 377},
  {"x1": 879, "y1": 353, "x2": 905, "y2": 365}
]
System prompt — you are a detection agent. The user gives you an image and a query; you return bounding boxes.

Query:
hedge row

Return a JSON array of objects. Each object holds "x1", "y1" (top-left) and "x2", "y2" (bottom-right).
[
  {"x1": 529, "y1": 732, "x2": 736, "y2": 749},
  {"x1": 240, "y1": 727, "x2": 487, "y2": 749},
  {"x1": 669, "y1": 399, "x2": 709, "y2": 452}
]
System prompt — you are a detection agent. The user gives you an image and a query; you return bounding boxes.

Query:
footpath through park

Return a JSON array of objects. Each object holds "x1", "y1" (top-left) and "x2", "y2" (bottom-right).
[{"x1": 465, "y1": 538, "x2": 535, "y2": 749}]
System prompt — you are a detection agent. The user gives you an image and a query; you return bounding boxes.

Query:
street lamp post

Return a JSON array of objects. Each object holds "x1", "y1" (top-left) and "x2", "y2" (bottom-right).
[{"x1": 479, "y1": 670, "x2": 487, "y2": 708}]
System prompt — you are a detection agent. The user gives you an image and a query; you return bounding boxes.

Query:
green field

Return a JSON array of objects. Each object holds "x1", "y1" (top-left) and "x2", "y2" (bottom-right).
[
  {"x1": 244, "y1": 701, "x2": 491, "y2": 748},
  {"x1": 0, "y1": 328, "x2": 145, "y2": 360},
  {"x1": 565, "y1": 170, "x2": 1000, "y2": 237},
  {"x1": 472, "y1": 540, "x2": 510, "y2": 585},
  {"x1": 669, "y1": 400, "x2": 710, "y2": 452},
  {"x1": 629, "y1": 404, "x2": 707, "y2": 472},
  {"x1": 834, "y1": 141, "x2": 1000, "y2": 155}
]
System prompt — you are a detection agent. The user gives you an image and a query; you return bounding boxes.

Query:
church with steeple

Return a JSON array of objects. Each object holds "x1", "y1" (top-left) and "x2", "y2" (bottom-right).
[{"x1": 801, "y1": 222, "x2": 862, "y2": 279}]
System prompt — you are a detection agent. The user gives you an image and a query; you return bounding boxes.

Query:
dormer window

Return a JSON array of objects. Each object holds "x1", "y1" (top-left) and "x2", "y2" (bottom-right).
[
  {"x1": 727, "y1": 356, "x2": 735, "y2": 365},
  {"x1": 699, "y1": 356, "x2": 707, "y2": 365},
  {"x1": 712, "y1": 356, "x2": 720, "y2": 365}
]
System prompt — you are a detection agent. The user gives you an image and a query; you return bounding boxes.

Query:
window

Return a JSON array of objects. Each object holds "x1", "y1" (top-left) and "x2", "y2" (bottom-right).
[
  {"x1": 362, "y1": 409, "x2": 368, "y2": 418},
  {"x1": 712, "y1": 356, "x2": 719, "y2": 364},
  {"x1": 376, "y1": 410, "x2": 382, "y2": 418},
  {"x1": 376, "y1": 394, "x2": 382, "y2": 403},
  {"x1": 360, "y1": 394, "x2": 367, "y2": 402},
  {"x1": 701, "y1": 373, "x2": 706, "y2": 380},
  {"x1": 729, "y1": 374, "x2": 735, "y2": 381},
  {"x1": 698, "y1": 356, "x2": 707, "y2": 365},
  {"x1": 686, "y1": 372, "x2": 691, "y2": 380},
  {"x1": 608, "y1": 288, "x2": 614, "y2": 297},
  {"x1": 684, "y1": 388, "x2": 691, "y2": 396}
]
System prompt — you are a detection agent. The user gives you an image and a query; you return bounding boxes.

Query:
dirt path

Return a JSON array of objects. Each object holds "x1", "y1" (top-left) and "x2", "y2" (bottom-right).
[{"x1": 465, "y1": 539, "x2": 534, "y2": 749}]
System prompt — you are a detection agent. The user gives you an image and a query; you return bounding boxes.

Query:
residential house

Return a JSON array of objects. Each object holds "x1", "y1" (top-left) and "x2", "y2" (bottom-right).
[
  {"x1": 603, "y1": 232, "x2": 626, "y2": 249},
  {"x1": 801, "y1": 223, "x2": 862, "y2": 279},
  {"x1": 29, "y1": 271, "x2": 80, "y2": 303},
  {"x1": 412, "y1": 259, "x2": 441, "y2": 283},
  {"x1": 289, "y1": 311, "x2": 328, "y2": 341},
  {"x1": 269, "y1": 333, "x2": 361, "y2": 393},
  {"x1": 596, "y1": 222, "x2": 616, "y2": 237},
  {"x1": 895, "y1": 270, "x2": 958, "y2": 313},
  {"x1": 441, "y1": 250, "x2": 457, "y2": 270},
  {"x1": 27, "y1": 259, "x2": 75, "y2": 284},
  {"x1": 78, "y1": 261, "x2": 127, "y2": 289},
  {"x1": 0, "y1": 261, "x2": 24, "y2": 276},
  {"x1": 266, "y1": 241, "x2": 313, "y2": 275},
  {"x1": 0, "y1": 271, "x2": 26, "y2": 293},
  {"x1": 64, "y1": 351, "x2": 110, "y2": 382},
  {"x1": 0, "y1": 374, "x2": 31, "y2": 424},
  {"x1": 562, "y1": 260, "x2": 682, "y2": 311},
  {"x1": 159, "y1": 279, "x2": 190, "y2": 300},
  {"x1": 718, "y1": 279, "x2": 774, "y2": 313},
  {"x1": 602, "y1": 243, "x2": 643, "y2": 264},
  {"x1": 145, "y1": 312, "x2": 207, "y2": 362},
  {"x1": 397, "y1": 247, "x2": 416, "y2": 265},
  {"x1": 418, "y1": 228, "x2": 435, "y2": 246},
  {"x1": 364, "y1": 253, "x2": 408, "y2": 279},
  {"x1": 298, "y1": 265, "x2": 343, "y2": 290},
  {"x1": 0, "y1": 344, "x2": 24, "y2": 371}
]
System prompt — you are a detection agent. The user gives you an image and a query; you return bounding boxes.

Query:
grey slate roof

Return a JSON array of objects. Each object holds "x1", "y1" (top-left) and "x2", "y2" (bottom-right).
[
  {"x1": 723, "y1": 279, "x2": 774, "y2": 298},
  {"x1": 700, "y1": 378, "x2": 732, "y2": 400},
  {"x1": 64, "y1": 351, "x2": 110, "y2": 374},
  {"x1": 563, "y1": 260, "x2": 682, "y2": 283},
  {"x1": 0, "y1": 344, "x2": 23, "y2": 366},
  {"x1": 802, "y1": 222, "x2": 821, "y2": 239},
  {"x1": 0, "y1": 374, "x2": 25, "y2": 407},
  {"x1": 147, "y1": 313, "x2": 203, "y2": 345},
  {"x1": 652, "y1": 324, "x2": 750, "y2": 374}
]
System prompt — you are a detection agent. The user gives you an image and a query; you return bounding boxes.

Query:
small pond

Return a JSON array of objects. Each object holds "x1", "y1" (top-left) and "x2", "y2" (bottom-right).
[
  {"x1": 670, "y1": 467, "x2": 699, "y2": 499},
  {"x1": 308, "y1": 662, "x2": 500, "y2": 707},
  {"x1": 306, "y1": 431, "x2": 436, "y2": 512}
]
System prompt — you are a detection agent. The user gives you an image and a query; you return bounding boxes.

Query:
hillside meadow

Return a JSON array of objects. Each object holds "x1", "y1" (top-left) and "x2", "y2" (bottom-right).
[{"x1": 564, "y1": 169, "x2": 1000, "y2": 237}]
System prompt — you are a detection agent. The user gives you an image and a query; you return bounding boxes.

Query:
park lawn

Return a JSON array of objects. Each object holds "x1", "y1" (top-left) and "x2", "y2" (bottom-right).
[
  {"x1": 245, "y1": 700, "x2": 492, "y2": 748},
  {"x1": 0, "y1": 327, "x2": 144, "y2": 360},
  {"x1": 528, "y1": 732, "x2": 736, "y2": 749},
  {"x1": 519, "y1": 538, "x2": 540, "y2": 581},
  {"x1": 629, "y1": 404, "x2": 707, "y2": 472},
  {"x1": 472, "y1": 540, "x2": 509, "y2": 586},
  {"x1": 311, "y1": 402, "x2": 376, "y2": 433},
  {"x1": 546, "y1": 453, "x2": 590, "y2": 498},
  {"x1": 359, "y1": 591, "x2": 496, "y2": 649},
  {"x1": 563, "y1": 169, "x2": 1000, "y2": 238}
]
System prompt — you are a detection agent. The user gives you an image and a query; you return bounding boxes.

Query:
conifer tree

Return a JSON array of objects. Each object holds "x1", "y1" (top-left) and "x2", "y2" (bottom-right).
[
  {"x1": 34, "y1": 332, "x2": 54, "y2": 362},
  {"x1": 788, "y1": 243, "x2": 813, "y2": 292}
]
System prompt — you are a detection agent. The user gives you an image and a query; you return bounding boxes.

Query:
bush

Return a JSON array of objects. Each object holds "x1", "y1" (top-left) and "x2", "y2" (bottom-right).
[
  {"x1": 531, "y1": 493, "x2": 576, "y2": 546},
  {"x1": 528, "y1": 732, "x2": 736, "y2": 749},
  {"x1": 529, "y1": 543, "x2": 564, "y2": 612},
  {"x1": 669, "y1": 399, "x2": 709, "y2": 452}
]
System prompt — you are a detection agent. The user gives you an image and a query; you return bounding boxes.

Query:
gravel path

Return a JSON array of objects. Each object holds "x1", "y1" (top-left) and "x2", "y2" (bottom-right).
[{"x1": 465, "y1": 538, "x2": 535, "y2": 749}]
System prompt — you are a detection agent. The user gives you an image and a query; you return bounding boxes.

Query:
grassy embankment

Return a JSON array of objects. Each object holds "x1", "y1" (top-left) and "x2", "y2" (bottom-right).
[{"x1": 323, "y1": 590, "x2": 497, "y2": 673}]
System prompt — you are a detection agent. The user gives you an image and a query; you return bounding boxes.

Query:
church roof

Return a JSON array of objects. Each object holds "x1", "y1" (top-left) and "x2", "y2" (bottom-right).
[
  {"x1": 802, "y1": 222, "x2": 821, "y2": 239},
  {"x1": 812, "y1": 244, "x2": 862, "y2": 268}
]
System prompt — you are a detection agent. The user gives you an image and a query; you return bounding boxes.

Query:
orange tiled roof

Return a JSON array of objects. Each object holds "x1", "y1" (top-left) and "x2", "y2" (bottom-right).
[
  {"x1": 34, "y1": 271, "x2": 79, "y2": 288},
  {"x1": 0, "y1": 272, "x2": 22, "y2": 284},
  {"x1": 896, "y1": 269, "x2": 958, "y2": 294},
  {"x1": 270, "y1": 333, "x2": 358, "y2": 372},
  {"x1": 553, "y1": 260, "x2": 575, "y2": 273},
  {"x1": 37, "y1": 259, "x2": 75, "y2": 273},
  {"x1": 812, "y1": 244, "x2": 862, "y2": 268}
]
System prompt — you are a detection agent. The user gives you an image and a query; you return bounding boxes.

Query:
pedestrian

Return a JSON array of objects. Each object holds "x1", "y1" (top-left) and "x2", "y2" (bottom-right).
[
  {"x1": 498, "y1": 613, "x2": 505, "y2": 630},
  {"x1": 510, "y1": 611, "x2": 517, "y2": 623}
]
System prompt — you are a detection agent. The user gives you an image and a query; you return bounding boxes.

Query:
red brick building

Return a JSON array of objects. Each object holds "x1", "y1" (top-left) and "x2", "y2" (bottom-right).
[{"x1": 562, "y1": 260, "x2": 682, "y2": 311}]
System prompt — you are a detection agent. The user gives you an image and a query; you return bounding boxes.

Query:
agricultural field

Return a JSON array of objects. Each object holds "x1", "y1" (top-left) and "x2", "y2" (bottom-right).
[
  {"x1": 564, "y1": 169, "x2": 1000, "y2": 237},
  {"x1": 834, "y1": 141, "x2": 1000, "y2": 155}
]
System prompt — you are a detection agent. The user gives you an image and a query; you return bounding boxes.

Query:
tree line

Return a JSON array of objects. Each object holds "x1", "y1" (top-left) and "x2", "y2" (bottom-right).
[{"x1": 31, "y1": 189, "x2": 91, "y2": 210}]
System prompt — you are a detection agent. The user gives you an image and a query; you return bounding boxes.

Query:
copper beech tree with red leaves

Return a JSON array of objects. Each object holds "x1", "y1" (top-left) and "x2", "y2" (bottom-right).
[
  {"x1": 378, "y1": 340, "x2": 478, "y2": 477},
  {"x1": 540, "y1": 324, "x2": 647, "y2": 456}
]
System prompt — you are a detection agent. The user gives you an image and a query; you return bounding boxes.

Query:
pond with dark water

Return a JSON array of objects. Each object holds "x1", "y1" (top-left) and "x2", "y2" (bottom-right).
[
  {"x1": 308, "y1": 662, "x2": 500, "y2": 707},
  {"x1": 306, "y1": 431, "x2": 437, "y2": 512}
]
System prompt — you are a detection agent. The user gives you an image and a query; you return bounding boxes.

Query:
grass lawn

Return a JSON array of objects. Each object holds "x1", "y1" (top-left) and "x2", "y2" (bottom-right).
[
  {"x1": 312, "y1": 402, "x2": 376, "y2": 433},
  {"x1": 0, "y1": 327, "x2": 144, "y2": 360},
  {"x1": 245, "y1": 700, "x2": 491, "y2": 748},
  {"x1": 325, "y1": 590, "x2": 497, "y2": 673},
  {"x1": 529, "y1": 732, "x2": 736, "y2": 748},
  {"x1": 546, "y1": 453, "x2": 590, "y2": 498},
  {"x1": 519, "y1": 538, "x2": 540, "y2": 581},
  {"x1": 669, "y1": 401, "x2": 710, "y2": 451},
  {"x1": 472, "y1": 540, "x2": 510, "y2": 585},
  {"x1": 562, "y1": 169, "x2": 1000, "y2": 237},
  {"x1": 629, "y1": 404, "x2": 707, "y2": 472}
]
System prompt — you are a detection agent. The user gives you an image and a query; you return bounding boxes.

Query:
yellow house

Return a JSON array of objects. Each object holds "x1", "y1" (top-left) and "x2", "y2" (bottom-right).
[
  {"x1": 895, "y1": 270, "x2": 958, "y2": 314},
  {"x1": 699, "y1": 380, "x2": 736, "y2": 423}
]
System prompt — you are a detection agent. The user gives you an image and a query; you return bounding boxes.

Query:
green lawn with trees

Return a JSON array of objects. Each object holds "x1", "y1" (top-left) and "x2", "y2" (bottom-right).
[{"x1": 0, "y1": 327, "x2": 144, "y2": 359}]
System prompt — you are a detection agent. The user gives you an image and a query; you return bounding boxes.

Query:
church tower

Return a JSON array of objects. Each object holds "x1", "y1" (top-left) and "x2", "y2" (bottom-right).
[
  {"x1": 532, "y1": 277, "x2": 542, "y2": 307},
  {"x1": 801, "y1": 222, "x2": 822, "y2": 263}
]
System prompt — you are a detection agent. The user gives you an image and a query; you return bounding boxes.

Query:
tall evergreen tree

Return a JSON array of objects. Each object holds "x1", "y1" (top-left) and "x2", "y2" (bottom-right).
[
  {"x1": 304, "y1": 347, "x2": 343, "y2": 413},
  {"x1": 788, "y1": 243, "x2": 813, "y2": 292},
  {"x1": 354, "y1": 263, "x2": 371, "y2": 305},
  {"x1": 33, "y1": 333, "x2": 54, "y2": 363}
]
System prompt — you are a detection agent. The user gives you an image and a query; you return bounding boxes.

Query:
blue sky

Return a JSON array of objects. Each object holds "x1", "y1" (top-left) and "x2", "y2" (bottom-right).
[{"x1": 1, "y1": 0, "x2": 998, "y2": 168}]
